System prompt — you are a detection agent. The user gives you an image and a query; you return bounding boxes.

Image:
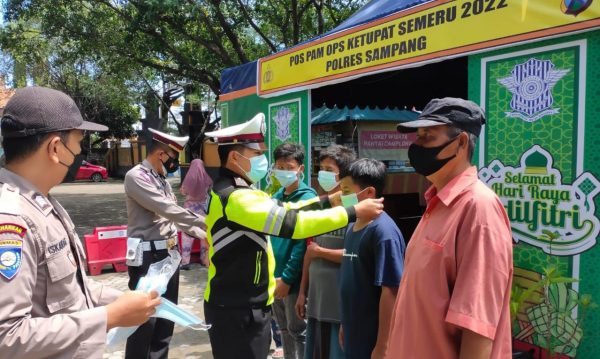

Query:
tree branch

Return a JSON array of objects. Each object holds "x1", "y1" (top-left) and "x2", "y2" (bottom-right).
[
  {"x1": 235, "y1": 0, "x2": 277, "y2": 53},
  {"x1": 133, "y1": 57, "x2": 220, "y2": 94},
  {"x1": 157, "y1": 13, "x2": 235, "y2": 67},
  {"x1": 207, "y1": 0, "x2": 249, "y2": 63}
]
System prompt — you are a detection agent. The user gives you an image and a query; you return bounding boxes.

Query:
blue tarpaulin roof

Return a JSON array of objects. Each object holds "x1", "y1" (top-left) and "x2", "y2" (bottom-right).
[
  {"x1": 220, "y1": 0, "x2": 431, "y2": 95},
  {"x1": 325, "y1": 0, "x2": 430, "y2": 36},
  {"x1": 220, "y1": 61, "x2": 257, "y2": 95},
  {"x1": 311, "y1": 105, "x2": 419, "y2": 125}
]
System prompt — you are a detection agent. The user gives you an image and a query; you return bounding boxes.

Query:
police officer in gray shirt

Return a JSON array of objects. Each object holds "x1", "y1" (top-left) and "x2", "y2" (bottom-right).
[
  {"x1": 124, "y1": 128, "x2": 206, "y2": 359},
  {"x1": 0, "y1": 86, "x2": 161, "y2": 359}
]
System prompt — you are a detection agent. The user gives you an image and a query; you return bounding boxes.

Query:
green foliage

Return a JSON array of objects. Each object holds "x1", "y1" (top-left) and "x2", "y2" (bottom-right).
[
  {"x1": 0, "y1": 3, "x2": 142, "y2": 138},
  {"x1": 1, "y1": 0, "x2": 367, "y2": 93},
  {"x1": 0, "y1": 0, "x2": 367, "y2": 136},
  {"x1": 241, "y1": 0, "x2": 366, "y2": 49}
]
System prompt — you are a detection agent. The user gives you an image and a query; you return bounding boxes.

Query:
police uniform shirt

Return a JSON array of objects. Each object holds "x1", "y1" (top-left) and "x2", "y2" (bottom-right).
[
  {"x1": 124, "y1": 160, "x2": 205, "y2": 241},
  {"x1": 0, "y1": 168, "x2": 122, "y2": 358}
]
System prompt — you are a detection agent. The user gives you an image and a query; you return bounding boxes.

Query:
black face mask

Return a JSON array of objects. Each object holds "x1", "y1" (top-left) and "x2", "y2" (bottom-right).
[
  {"x1": 59, "y1": 141, "x2": 85, "y2": 183},
  {"x1": 162, "y1": 154, "x2": 180, "y2": 174},
  {"x1": 408, "y1": 135, "x2": 460, "y2": 177}
]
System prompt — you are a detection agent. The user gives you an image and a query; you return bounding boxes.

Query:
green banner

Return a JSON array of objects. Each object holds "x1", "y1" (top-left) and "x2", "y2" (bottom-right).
[{"x1": 473, "y1": 33, "x2": 600, "y2": 358}]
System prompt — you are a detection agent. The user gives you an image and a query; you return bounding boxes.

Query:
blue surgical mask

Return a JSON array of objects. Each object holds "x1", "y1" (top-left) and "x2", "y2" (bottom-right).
[
  {"x1": 154, "y1": 297, "x2": 211, "y2": 329},
  {"x1": 107, "y1": 326, "x2": 138, "y2": 346},
  {"x1": 273, "y1": 169, "x2": 299, "y2": 188},
  {"x1": 318, "y1": 170, "x2": 339, "y2": 192},
  {"x1": 107, "y1": 297, "x2": 210, "y2": 346},
  {"x1": 106, "y1": 251, "x2": 210, "y2": 346},
  {"x1": 340, "y1": 193, "x2": 359, "y2": 207},
  {"x1": 238, "y1": 154, "x2": 269, "y2": 184}
]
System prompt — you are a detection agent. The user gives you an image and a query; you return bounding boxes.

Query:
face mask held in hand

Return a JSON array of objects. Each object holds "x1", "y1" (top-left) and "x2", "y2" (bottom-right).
[{"x1": 106, "y1": 251, "x2": 210, "y2": 346}]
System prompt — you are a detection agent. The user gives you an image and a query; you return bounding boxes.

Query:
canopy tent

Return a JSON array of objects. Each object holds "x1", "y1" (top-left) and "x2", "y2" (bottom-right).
[
  {"x1": 219, "y1": 0, "x2": 431, "y2": 99},
  {"x1": 257, "y1": 0, "x2": 600, "y2": 96},
  {"x1": 311, "y1": 105, "x2": 419, "y2": 125},
  {"x1": 221, "y1": 0, "x2": 600, "y2": 99},
  {"x1": 219, "y1": 61, "x2": 257, "y2": 101},
  {"x1": 221, "y1": 0, "x2": 433, "y2": 100},
  {"x1": 325, "y1": 0, "x2": 430, "y2": 36},
  {"x1": 215, "y1": 5, "x2": 600, "y2": 357}
]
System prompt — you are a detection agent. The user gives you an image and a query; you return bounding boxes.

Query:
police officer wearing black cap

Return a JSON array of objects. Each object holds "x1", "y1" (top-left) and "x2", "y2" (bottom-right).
[{"x1": 0, "y1": 86, "x2": 161, "y2": 358}]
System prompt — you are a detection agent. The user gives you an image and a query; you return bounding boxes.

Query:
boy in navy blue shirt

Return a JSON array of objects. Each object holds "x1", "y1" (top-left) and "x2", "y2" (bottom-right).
[{"x1": 338, "y1": 159, "x2": 405, "y2": 359}]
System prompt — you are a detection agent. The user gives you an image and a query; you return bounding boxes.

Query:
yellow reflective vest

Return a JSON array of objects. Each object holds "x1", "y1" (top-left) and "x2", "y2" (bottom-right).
[{"x1": 204, "y1": 168, "x2": 355, "y2": 308}]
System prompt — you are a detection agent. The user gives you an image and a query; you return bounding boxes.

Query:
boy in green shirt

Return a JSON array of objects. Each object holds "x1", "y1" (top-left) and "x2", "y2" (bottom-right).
[{"x1": 271, "y1": 143, "x2": 317, "y2": 359}]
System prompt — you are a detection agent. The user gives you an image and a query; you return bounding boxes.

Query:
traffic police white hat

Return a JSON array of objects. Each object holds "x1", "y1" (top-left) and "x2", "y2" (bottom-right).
[
  {"x1": 205, "y1": 113, "x2": 266, "y2": 150},
  {"x1": 148, "y1": 128, "x2": 189, "y2": 152}
]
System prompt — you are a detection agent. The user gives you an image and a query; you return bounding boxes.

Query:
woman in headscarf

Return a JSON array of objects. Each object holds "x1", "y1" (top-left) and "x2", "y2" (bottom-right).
[{"x1": 180, "y1": 159, "x2": 212, "y2": 269}]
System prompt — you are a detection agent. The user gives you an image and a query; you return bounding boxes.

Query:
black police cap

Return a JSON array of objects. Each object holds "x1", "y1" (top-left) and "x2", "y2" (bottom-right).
[{"x1": 1, "y1": 86, "x2": 107, "y2": 138}]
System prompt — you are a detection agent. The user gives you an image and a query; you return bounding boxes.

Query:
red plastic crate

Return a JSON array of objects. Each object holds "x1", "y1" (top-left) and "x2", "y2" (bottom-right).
[{"x1": 84, "y1": 225, "x2": 128, "y2": 276}]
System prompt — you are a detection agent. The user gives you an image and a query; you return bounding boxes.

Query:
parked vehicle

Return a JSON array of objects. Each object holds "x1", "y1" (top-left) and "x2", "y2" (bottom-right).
[{"x1": 77, "y1": 160, "x2": 108, "y2": 182}]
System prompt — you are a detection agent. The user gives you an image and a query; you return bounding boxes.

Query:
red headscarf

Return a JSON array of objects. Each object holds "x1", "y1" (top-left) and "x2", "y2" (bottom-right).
[{"x1": 181, "y1": 159, "x2": 213, "y2": 202}]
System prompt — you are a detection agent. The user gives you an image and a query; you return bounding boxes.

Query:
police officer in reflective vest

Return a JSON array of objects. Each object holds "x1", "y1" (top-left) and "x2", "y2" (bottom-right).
[
  {"x1": 202, "y1": 113, "x2": 384, "y2": 358},
  {"x1": 124, "y1": 128, "x2": 206, "y2": 359}
]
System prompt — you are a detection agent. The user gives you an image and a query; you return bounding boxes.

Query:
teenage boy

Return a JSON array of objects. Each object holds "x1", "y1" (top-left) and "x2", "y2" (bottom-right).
[
  {"x1": 271, "y1": 143, "x2": 317, "y2": 359},
  {"x1": 338, "y1": 158, "x2": 405, "y2": 359},
  {"x1": 295, "y1": 144, "x2": 356, "y2": 359}
]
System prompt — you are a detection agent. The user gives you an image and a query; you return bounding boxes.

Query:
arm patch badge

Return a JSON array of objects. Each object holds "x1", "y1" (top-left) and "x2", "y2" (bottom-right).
[{"x1": 0, "y1": 223, "x2": 26, "y2": 280}]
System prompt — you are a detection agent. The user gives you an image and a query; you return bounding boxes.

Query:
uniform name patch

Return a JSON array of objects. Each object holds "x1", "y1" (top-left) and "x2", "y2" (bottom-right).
[
  {"x1": 47, "y1": 239, "x2": 68, "y2": 255},
  {"x1": 0, "y1": 223, "x2": 26, "y2": 280}
]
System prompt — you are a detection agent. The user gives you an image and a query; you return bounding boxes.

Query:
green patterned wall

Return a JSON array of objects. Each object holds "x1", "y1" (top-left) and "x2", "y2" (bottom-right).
[
  {"x1": 579, "y1": 30, "x2": 600, "y2": 359},
  {"x1": 469, "y1": 31, "x2": 600, "y2": 358},
  {"x1": 485, "y1": 49, "x2": 577, "y2": 183}
]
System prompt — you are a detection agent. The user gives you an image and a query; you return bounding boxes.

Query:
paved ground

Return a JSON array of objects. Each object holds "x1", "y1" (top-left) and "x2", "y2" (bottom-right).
[{"x1": 51, "y1": 178, "x2": 276, "y2": 359}]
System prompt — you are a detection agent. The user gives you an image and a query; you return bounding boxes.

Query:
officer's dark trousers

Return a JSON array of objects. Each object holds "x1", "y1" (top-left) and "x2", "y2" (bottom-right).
[
  {"x1": 125, "y1": 248, "x2": 179, "y2": 359},
  {"x1": 204, "y1": 301, "x2": 272, "y2": 359}
]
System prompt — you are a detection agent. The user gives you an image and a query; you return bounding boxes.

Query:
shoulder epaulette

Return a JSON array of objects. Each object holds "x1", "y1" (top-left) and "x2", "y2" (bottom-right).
[{"x1": 0, "y1": 183, "x2": 21, "y2": 215}]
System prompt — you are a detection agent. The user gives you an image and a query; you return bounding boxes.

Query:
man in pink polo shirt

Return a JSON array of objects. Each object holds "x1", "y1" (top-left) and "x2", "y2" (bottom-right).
[{"x1": 386, "y1": 98, "x2": 513, "y2": 358}]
